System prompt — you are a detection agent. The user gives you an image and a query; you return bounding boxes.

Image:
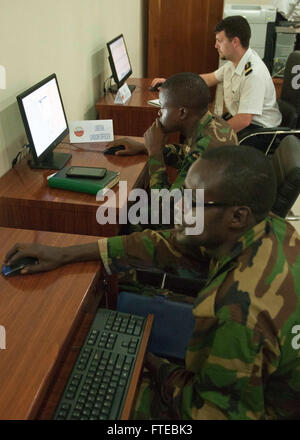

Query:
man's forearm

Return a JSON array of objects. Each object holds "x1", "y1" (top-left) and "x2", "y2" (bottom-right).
[
  {"x1": 200, "y1": 72, "x2": 219, "y2": 88},
  {"x1": 227, "y1": 113, "x2": 253, "y2": 133},
  {"x1": 61, "y1": 242, "x2": 101, "y2": 264}
]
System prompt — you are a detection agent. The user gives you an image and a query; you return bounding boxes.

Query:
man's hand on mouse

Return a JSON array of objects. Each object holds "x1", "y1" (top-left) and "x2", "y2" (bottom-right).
[
  {"x1": 150, "y1": 78, "x2": 166, "y2": 89},
  {"x1": 4, "y1": 242, "x2": 100, "y2": 274},
  {"x1": 105, "y1": 138, "x2": 146, "y2": 156},
  {"x1": 144, "y1": 118, "x2": 168, "y2": 157},
  {"x1": 4, "y1": 243, "x2": 65, "y2": 274}
]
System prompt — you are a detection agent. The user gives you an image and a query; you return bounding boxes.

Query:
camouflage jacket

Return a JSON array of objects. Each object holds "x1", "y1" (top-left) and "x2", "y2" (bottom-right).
[
  {"x1": 148, "y1": 111, "x2": 238, "y2": 191},
  {"x1": 98, "y1": 215, "x2": 300, "y2": 419}
]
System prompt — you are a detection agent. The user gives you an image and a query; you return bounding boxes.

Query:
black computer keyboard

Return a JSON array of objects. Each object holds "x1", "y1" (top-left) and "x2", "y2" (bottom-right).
[{"x1": 53, "y1": 308, "x2": 147, "y2": 420}]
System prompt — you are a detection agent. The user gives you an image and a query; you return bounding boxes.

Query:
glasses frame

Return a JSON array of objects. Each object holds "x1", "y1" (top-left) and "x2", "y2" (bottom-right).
[{"x1": 179, "y1": 186, "x2": 236, "y2": 208}]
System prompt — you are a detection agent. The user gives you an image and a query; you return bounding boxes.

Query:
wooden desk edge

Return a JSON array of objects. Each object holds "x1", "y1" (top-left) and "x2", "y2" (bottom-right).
[
  {"x1": 120, "y1": 314, "x2": 154, "y2": 420},
  {"x1": 32, "y1": 268, "x2": 102, "y2": 419}
]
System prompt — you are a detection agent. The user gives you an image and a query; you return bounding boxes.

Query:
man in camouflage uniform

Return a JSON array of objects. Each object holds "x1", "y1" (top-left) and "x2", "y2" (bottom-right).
[
  {"x1": 5, "y1": 146, "x2": 300, "y2": 419},
  {"x1": 105, "y1": 72, "x2": 238, "y2": 192}
]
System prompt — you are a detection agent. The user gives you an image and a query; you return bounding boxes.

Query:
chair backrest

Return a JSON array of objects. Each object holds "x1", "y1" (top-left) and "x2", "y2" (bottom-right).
[
  {"x1": 272, "y1": 135, "x2": 300, "y2": 217},
  {"x1": 280, "y1": 51, "x2": 300, "y2": 128},
  {"x1": 277, "y1": 98, "x2": 298, "y2": 128},
  {"x1": 117, "y1": 291, "x2": 195, "y2": 360}
]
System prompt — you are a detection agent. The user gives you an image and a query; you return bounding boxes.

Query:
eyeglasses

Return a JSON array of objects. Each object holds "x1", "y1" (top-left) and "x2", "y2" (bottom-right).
[
  {"x1": 202, "y1": 201, "x2": 233, "y2": 208},
  {"x1": 179, "y1": 186, "x2": 235, "y2": 208}
]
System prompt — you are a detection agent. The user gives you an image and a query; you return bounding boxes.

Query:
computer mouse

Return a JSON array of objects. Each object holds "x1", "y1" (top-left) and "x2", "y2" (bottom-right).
[
  {"x1": 103, "y1": 145, "x2": 126, "y2": 155},
  {"x1": 149, "y1": 82, "x2": 163, "y2": 92},
  {"x1": 1, "y1": 257, "x2": 39, "y2": 277}
]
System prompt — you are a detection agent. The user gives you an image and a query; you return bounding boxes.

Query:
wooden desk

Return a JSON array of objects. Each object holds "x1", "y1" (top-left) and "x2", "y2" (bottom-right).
[
  {"x1": 0, "y1": 227, "x2": 102, "y2": 419},
  {"x1": 0, "y1": 137, "x2": 148, "y2": 237},
  {"x1": 0, "y1": 227, "x2": 152, "y2": 420},
  {"x1": 96, "y1": 78, "x2": 161, "y2": 137}
]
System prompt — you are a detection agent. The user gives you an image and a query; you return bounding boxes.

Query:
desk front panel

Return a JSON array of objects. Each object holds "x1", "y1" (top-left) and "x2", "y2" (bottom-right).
[
  {"x1": 0, "y1": 227, "x2": 101, "y2": 419},
  {"x1": 0, "y1": 138, "x2": 148, "y2": 236}
]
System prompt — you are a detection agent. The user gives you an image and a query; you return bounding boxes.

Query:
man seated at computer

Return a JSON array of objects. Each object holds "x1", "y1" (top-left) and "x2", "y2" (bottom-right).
[
  {"x1": 105, "y1": 72, "x2": 237, "y2": 191},
  {"x1": 151, "y1": 15, "x2": 282, "y2": 151},
  {"x1": 5, "y1": 145, "x2": 300, "y2": 420}
]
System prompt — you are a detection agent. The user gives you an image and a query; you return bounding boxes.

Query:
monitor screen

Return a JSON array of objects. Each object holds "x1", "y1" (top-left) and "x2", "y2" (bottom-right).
[
  {"x1": 107, "y1": 34, "x2": 133, "y2": 90},
  {"x1": 17, "y1": 74, "x2": 71, "y2": 169}
]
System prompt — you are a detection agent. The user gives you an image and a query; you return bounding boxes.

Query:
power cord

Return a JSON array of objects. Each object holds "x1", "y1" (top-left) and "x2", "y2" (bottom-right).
[
  {"x1": 103, "y1": 75, "x2": 113, "y2": 95},
  {"x1": 272, "y1": 65, "x2": 285, "y2": 78},
  {"x1": 12, "y1": 144, "x2": 30, "y2": 168}
]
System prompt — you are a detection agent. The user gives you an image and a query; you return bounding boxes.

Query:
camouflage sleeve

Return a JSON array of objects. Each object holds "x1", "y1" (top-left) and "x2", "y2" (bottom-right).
[
  {"x1": 98, "y1": 229, "x2": 207, "y2": 278},
  {"x1": 148, "y1": 144, "x2": 185, "y2": 190},
  {"x1": 162, "y1": 143, "x2": 185, "y2": 168},
  {"x1": 148, "y1": 154, "x2": 170, "y2": 190},
  {"x1": 152, "y1": 319, "x2": 273, "y2": 420}
]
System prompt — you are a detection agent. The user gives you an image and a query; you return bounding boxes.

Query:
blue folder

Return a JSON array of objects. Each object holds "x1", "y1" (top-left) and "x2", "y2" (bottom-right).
[{"x1": 117, "y1": 291, "x2": 195, "y2": 360}]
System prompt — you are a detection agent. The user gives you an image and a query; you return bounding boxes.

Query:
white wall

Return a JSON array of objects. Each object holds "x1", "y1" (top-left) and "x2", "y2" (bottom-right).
[{"x1": 0, "y1": 0, "x2": 146, "y2": 177}]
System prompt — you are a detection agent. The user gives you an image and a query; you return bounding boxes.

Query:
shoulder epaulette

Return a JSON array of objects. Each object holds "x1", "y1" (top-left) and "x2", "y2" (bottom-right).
[{"x1": 244, "y1": 61, "x2": 252, "y2": 77}]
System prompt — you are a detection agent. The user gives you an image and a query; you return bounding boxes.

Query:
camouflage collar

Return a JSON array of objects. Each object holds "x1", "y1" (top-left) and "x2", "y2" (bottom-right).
[
  {"x1": 229, "y1": 215, "x2": 272, "y2": 261},
  {"x1": 189, "y1": 111, "x2": 213, "y2": 147},
  {"x1": 198, "y1": 110, "x2": 213, "y2": 129},
  {"x1": 207, "y1": 216, "x2": 272, "y2": 282}
]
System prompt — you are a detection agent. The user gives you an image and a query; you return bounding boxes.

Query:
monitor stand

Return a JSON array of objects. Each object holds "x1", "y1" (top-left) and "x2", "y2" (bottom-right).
[
  {"x1": 109, "y1": 83, "x2": 136, "y2": 94},
  {"x1": 28, "y1": 151, "x2": 72, "y2": 170}
]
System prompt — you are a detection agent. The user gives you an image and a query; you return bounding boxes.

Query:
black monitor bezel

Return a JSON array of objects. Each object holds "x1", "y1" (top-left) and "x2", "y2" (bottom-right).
[
  {"x1": 107, "y1": 34, "x2": 133, "y2": 89},
  {"x1": 16, "y1": 73, "x2": 69, "y2": 166}
]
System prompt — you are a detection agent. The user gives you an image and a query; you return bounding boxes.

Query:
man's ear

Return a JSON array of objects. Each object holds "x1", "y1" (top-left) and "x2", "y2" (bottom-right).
[
  {"x1": 229, "y1": 206, "x2": 252, "y2": 229},
  {"x1": 232, "y1": 36, "x2": 241, "y2": 48},
  {"x1": 179, "y1": 106, "x2": 189, "y2": 120}
]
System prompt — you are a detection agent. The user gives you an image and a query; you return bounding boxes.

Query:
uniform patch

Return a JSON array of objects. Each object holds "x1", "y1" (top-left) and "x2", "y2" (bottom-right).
[{"x1": 244, "y1": 61, "x2": 252, "y2": 77}]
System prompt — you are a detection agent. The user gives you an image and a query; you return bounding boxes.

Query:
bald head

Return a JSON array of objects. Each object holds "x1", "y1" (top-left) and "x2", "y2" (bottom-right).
[
  {"x1": 160, "y1": 72, "x2": 210, "y2": 114},
  {"x1": 186, "y1": 157, "x2": 226, "y2": 192}
]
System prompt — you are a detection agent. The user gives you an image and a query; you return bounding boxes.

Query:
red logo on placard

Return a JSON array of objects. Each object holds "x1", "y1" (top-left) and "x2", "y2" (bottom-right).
[{"x1": 74, "y1": 127, "x2": 84, "y2": 137}]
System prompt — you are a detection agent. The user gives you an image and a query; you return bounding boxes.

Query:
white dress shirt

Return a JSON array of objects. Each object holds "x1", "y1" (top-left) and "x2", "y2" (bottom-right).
[{"x1": 214, "y1": 48, "x2": 282, "y2": 128}]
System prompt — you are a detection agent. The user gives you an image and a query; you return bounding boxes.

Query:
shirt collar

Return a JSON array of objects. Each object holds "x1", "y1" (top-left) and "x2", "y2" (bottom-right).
[
  {"x1": 234, "y1": 47, "x2": 252, "y2": 76},
  {"x1": 187, "y1": 110, "x2": 212, "y2": 148},
  {"x1": 198, "y1": 110, "x2": 212, "y2": 127},
  {"x1": 207, "y1": 215, "x2": 273, "y2": 280}
]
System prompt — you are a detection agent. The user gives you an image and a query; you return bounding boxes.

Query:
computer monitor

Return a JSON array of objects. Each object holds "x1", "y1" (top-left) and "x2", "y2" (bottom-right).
[
  {"x1": 17, "y1": 73, "x2": 71, "y2": 169},
  {"x1": 107, "y1": 34, "x2": 135, "y2": 93}
]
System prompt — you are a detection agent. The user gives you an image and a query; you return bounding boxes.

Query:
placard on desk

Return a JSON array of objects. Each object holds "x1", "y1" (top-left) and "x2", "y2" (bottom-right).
[
  {"x1": 69, "y1": 120, "x2": 113, "y2": 143},
  {"x1": 114, "y1": 83, "x2": 132, "y2": 104}
]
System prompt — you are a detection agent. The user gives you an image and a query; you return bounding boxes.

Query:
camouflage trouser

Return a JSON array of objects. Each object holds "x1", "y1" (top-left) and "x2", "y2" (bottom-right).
[
  {"x1": 118, "y1": 273, "x2": 192, "y2": 420},
  {"x1": 133, "y1": 369, "x2": 177, "y2": 420},
  {"x1": 133, "y1": 371, "x2": 157, "y2": 419}
]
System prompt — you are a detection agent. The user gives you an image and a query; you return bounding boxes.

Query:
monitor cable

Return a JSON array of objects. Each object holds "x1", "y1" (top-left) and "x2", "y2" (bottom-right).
[
  {"x1": 11, "y1": 144, "x2": 30, "y2": 168},
  {"x1": 272, "y1": 65, "x2": 285, "y2": 78},
  {"x1": 103, "y1": 75, "x2": 113, "y2": 95}
]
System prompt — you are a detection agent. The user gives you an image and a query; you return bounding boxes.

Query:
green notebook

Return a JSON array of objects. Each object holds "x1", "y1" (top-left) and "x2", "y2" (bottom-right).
[{"x1": 47, "y1": 166, "x2": 120, "y2": 195}]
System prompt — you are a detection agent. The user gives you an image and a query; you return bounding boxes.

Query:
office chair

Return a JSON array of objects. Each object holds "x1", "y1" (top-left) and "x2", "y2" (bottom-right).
[
  {"x1": 117, "y1": 290, "x2": 195, "y2": 360},
  {"x1": 271, "y1": 135, "x2": 300, "y2": 219},
  {"x1": 239, "y1": 51, "x2": 300, "y2": 155}
]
